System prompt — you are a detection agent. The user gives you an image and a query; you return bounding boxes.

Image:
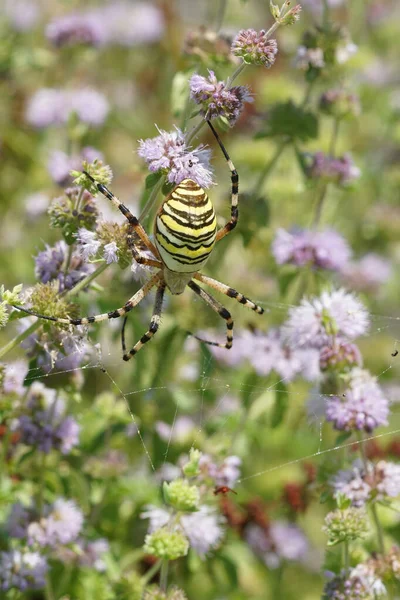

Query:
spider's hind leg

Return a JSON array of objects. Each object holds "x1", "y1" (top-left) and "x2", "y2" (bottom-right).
[
  {"x1": 194, "y1": 273, "x2": 264, "y2": 315},
  {"x1": 187, "y1": 280, "x2": 233, "y2": 349}
]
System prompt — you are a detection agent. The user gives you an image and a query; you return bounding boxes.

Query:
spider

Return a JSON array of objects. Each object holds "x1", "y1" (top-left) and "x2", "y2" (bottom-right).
[{"x1": 14, "y1": 120, "x2": 264, "y2": 361}]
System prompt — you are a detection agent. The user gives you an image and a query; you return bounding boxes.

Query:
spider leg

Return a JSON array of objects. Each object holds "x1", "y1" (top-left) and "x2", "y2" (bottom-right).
[
  {"x1": 122, "y1": 282, "x2": 166, "y2": 361},
  {"x1": 207, "y1": 120, "x2": 239, "y2": 243},
  {"x1": 12, "y1": 273, "x2": 161, "y2": 327},
  {"x1": 194, "y1": 273, "x2": 264, "y2": 315},
  {"x1": 83, "y1": 171, "x2": 160, "y2": 259},
  {"x1": 187, "y1": 280, "x2": 233, "y2": 349},
  {"x1": 127, "y1": 223, "x2": 162, "y2": 268}
]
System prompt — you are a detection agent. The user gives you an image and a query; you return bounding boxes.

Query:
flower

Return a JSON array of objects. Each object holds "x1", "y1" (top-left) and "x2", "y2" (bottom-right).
[
  {"x1": 26, "y1": 88, "x2": 109, "y2": 128},
  {"x1": 0, "y1": 549, "x2": 48, "y2": 591},
  {"x1": 144, "y1": 529, "x2": 189, "y2": 560},
  {"x1": 283, "y1": 289, "x2": 370, "y2": 349},
  {"x1": 323, "y1": 507, "x2": 369, "y2": 545},
  {"x1": 155, "y1": 416, "x2": 196, "y2": 444},
  {"x1": 27, "y1": 499, "x2": 84, "y2": 548},
  {"x1": 319, "y1": 338, "x2": 362, "y2": 373},
  {"x1": 181, "y1": 507, "x2": 225, "y2": 557},
  {"x1": 246, "y1": 521, "x2": 309, "y2": 568},
  {"x1": 47, "y1": 147, "x2": 104, "y2": 186},
  {"x1": 323, "y1": 566, "x2": 386, "y2": 599},
  {"x1": 326, "y1": 368, "x2": 389, "y2": 433},
  {"x1": 138, "y1": 127, "x2": 214, "y2": 188},
  {"x1": 99, "y1": 2, "x2": 164, "y2": 46},
  {"x1": 319, "y1": 89, "x2": 361, "y2": 119},
  {"x1": 34, "y1": 241, "x2": 95, "y2": 292},
  {"x1": 1, "y1": 360, "x2": 28, "y2": 396},
  {"x1": 307, "y1": 152, "x2": 361, "y2": 186},
  {"x1": 76, "y1": 228, "x2": 101, "y2": 260},
  {"x1": 163, "y1": 479, "x2": 200, "y2": 512},
  {"x1": 341, "y1": 254, "x2": 392, "y2": 293},
  {"x1": 199, "y1": 455, "x2": 241, "y2": 489},
  {"x1": 272, "y1": 228, "x2": 351, "y2": 271},
  {"x1": 46, "y1": 12, "x2": 106, "y2": 47},
  {"x1": 3, "y1": 0, "x2": 40, "y2": 32},
  {"x1": 189, "y1": 70, "x2": 253, "y2": 125},
  {"x1": 231, "y1": 30, "x2": 278, "y2": 68},
  {"x1": 103, "y1": 241, "x2": 118, "y2": 264},
  {"x1": 295, "y1": 46, "x2": 325, "y2": 70}
]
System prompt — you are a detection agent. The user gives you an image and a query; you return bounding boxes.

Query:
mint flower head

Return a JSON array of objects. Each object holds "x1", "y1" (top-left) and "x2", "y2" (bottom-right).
[
  {"x1": 163, "y1": 479, "x2": 200, "y2": 512},
  {"x1": 138, "y1": 127, "x2": 214, "y2": 188},
  {"x1": 189, "y1": 70, "x2": 253, "y2": 126},
  {"x1": 0, "y1": 549, "x2": 48, "y2": 591},
  {"x1": 144, "y1": 528, "x2": 189, "y2": 560},
  {"x1": 232, "y1": 30, "x2": 278, "y2": 68},
  {"x1": 323, "y1": 506, "x2": 369, "y2": 546}
]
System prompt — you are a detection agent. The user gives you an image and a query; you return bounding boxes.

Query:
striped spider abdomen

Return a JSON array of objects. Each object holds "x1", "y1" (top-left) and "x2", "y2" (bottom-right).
[{"x1": 154, "y1": 178, "x2": 217, "y2": 274}]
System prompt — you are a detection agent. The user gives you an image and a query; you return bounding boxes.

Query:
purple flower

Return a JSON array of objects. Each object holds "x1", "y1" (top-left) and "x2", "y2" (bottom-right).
[
  {"x1": 55, "y1": 538, "x2": 109, "y2": 571},
  {"x1": 326, "y1": 368, "x2": 389, "y2": 433},
  {"x1": 6, "y1": 504, "x2": 31, "y2": 538},
  {"x1": 319, "y1": 338, "x2": 362, "y2": 372},
  {"x1": 181, "y1": 507, "x2": 225, "y2": 557},
  {"x1": 341, "y1": 253, "x2": 392, "y2": 292},
  {"x1": 283, "y1": 289, "x2": 370, "y2": 349},
  {"x1": 375, "y1": 460, "x2": 400, "y2": 499},
  {"x1": 246, "y1": 521, "x2": 309, "y2": 568},
  {"x1": 76, "y1": 228, "x2": 101, "y2": 259},
  {"x1": 330, "y1": 460, "x2": 372, "y2": 508},
  {"x1": 199, "y1": 455, "x2": 241, "y2": 489},
  {"x1": 189, "y1": 70, "x2": 253, "y2": 125},
  {"x1": 3, "y1": 0, "x2": 40, "y2": 32},
  {"x1": 295, "y1": 46, "x2": 325, "y2": 70},
  {"x1": 103, "y1": 241, "x2": 118, "y2": 264},
  {"x1": 307, "y1": 152, "x2": 361, "y2": 186},
  {"x1": 26, "y1": 88, "x2": 109, "y2": 128},
  {"x1": 1, "y1": 360, "x2": 28, "y2": 396},
  {"x1": 323, "y1": 566, "x2": 385, "y2": 600},
  {"x1": 34, "y1": 241, "x2": 95, "y2": 292},
  {"x1": 100, "y1": 2, "x2": 164, "y2": 46},
  {"x1": 27, "y1": 499, "x2": 84, "y2": 548},
  {"x1": 56, "y1": 417, "x2": 80, "y2": 453},
  {"x1": 231, "y1": 30, "x2": 278, "y2": 68},
  {"x1": 141, "y1": 505, "x2": 170, "y2": 532},
  {"x1": 155, "y1": 416, "x2": 196, "y2": 444},
  {"x1": 272, "y1": 228, "x2": 351, "y2": 271},
  {"x1": 47, "y1": 147, "x2": 104, "y2": 186},
  {"x1": 46, "y1": 12, "x2": 106, "y2": 47},
  {"x1": 0, "y1": 549, "x2": 48, "y2": 591},
  {"x1": 138, "y1": 127, "x2": 214, "y2": 188}
]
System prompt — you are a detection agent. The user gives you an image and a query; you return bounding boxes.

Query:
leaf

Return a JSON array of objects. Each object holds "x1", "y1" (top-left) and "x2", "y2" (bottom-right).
[
  {"x1": 171, "y1": 71, "x2": 191, "y2": 118},
  {"x1": 256, "y1": 101, "x2": 319, "y2": 142},
  {"x1": 270, "y1": 381, "x2": 288, "y2": 428},
  {"x1": 145, "y1": 172, "x2": 162, "y2": 190},
  {"x1": 334, "y1": 431, "x2": 352, "y2": 446}
]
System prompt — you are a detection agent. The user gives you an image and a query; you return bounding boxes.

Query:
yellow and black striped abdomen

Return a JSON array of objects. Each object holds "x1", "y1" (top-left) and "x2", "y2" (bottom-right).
[{"x1": 154, "y1": 179, "x2": 217, "y2": 273}]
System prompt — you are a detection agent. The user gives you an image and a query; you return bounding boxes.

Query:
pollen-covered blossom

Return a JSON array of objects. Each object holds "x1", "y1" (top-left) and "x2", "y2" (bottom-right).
[
  {"x1": 245, "y1": 521, "x2": 309, "y2": 569},
  {"x1": 47, "y1": 147, "x2": 103, "y2": 186},
  {"x1": 331, "y1": 458, "x2": 400, "y2": 508},
  {"x1": 283, "y1": 289, "x2": 370, "y2": 349},
  {"x1": 189, "y1": 70, "x2": 253, "y2": 125},
  {"x1": 326, "y1": 368, "x2": 389, "y2": 433},
  {"x1": 0, "y1": 549, "x2": 48, "y2": 591},
  {"x1": 307, "y1": 152, "x2": 361, "y2": 186},
  {"x1": 272, "y1": 228, "x2": 351, "y2": 271},
  {"x1": 341, "y1": 254, "x2": 392, "y2": 293},
  {"x1": 34, "y1": 240, "x2": 95, "y2": 292},
  {"x1": 27, "y1": 499, "x2": 84, "y2": 548},
  {"x1": 26, "y1": 88, "x2": 109, "y2": 128},
  {"x1": 231, "y1": 30, "x2": 278, "y2": 68},
  {"x1": 138, "y1": 127, "x2": 214, "y2": 188}
]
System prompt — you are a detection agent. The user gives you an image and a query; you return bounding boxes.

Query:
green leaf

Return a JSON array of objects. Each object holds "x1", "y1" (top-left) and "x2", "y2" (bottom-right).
[
  {"x1": 334, "y1": 431, "x2": 352, "y2": 446},
  {"x1": 270, "y1": 381, "x2": 288, "y2": 428},
  {"x1": 277, "y1": 267, "x2": 299, "y2": 297},
  {"x1": 319, "y1": 489, "x2": 331, "y2": 504},
  {"x1": 171, "y1": 71, "x2": 191, "y2": 118},
  {"x1": 145, "y1": 171, "x2": 162, "y2": 190},
  {"x1": 256, "y1": 101, "x2": 319, "y2": 142}
]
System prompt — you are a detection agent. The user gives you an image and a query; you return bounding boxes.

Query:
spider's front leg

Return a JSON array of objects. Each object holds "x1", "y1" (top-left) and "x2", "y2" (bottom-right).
[{"x1": 83, "y1": 171, "x2": 161, "y2": 264}]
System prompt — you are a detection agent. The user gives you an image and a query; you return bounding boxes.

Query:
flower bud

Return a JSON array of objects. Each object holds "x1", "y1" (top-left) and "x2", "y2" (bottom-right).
[
  {"x1": 144, "y1": 528, "x2": 189, "y2": 560},
  {"x1": 163, "y1": 479, "x2": 200, "y2": 512}
]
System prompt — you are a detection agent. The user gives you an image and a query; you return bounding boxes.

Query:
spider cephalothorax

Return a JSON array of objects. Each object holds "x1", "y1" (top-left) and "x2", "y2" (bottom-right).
[{"x1": 14, "y1": 121, "x2": 264, "y2": 361}]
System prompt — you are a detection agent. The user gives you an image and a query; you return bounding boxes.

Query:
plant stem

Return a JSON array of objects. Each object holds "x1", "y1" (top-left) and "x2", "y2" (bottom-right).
[
  {"x1": 344, "y1": 540, "x2": 350, "y2": 570},
  {"x1": 251, "y1": 138, "x2": 289, "y2": 197},
  {"x1": 370, "y1": 502, "x2": 385, "y2": 555},
  {"x1": 141, "y1": 559, "x2": 163, "y2": 585},
  {"x1": 215, "y1": 0, "x2": 227, "y2": 32},
  {"x1": 312, "y1": 118, "x2": 341, "y2": 227},
  {"x1": 329, "y1": 118, "x2": 340, "y2": 157},
  {"x1": 45, "y1": 575, "x2": 55, "y2": 600},
  {"x1": 0, "y1": 320, "x2": 40, "y2": 360},
  {"x1": 160, "y1": 559, "x2": 169, "y2": 592},
  {"x1": 139, "y1": 174, "x2": 165, "y2": 223}
]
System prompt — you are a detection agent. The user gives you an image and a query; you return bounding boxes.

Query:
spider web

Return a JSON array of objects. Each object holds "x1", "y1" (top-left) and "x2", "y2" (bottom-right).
[{"x1": 17, "y1": 293, "x2": 400, "y2": 486}]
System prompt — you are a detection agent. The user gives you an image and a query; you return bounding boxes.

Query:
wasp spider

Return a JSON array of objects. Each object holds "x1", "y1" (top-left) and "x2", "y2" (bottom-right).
[{"x1": 14, "y1": 121, "x2": 264, "y2": 361}]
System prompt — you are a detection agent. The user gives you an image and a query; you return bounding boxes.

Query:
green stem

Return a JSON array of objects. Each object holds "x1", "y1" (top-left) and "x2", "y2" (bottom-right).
[
  {"x1": 160, "y1": 559, "x2": 169, "y2": 592},
  {"x1": 344, "y1": 540, "x2": 350, "y2": 570},
  {"x1": 45, "y1": 574, "x2": 55, "y2": 600},
  {"x1": 370, "y1": 502, "x2": 385, "y2": 555},
  {"x1": 0, "y1": 262, "x2": 109, "y2": 361},
  {"x1": 251, "y1": 138, "x2": 289, "y2": 197},
  {"x1": 329, "y1": 118, "x2": 340, "y2": 157},
  {"x1": 139, "y1": 174, "x2": 165, "y2": 223},
  {"x1": 215, "y1": 0, "x2": 227, "y2": 32},
  {"x1": 312, "y1": 183, "x2": 328, "y2": 228},
  {"x1": 141, "y1": 559, "x2": 163, "y2": 586}
]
